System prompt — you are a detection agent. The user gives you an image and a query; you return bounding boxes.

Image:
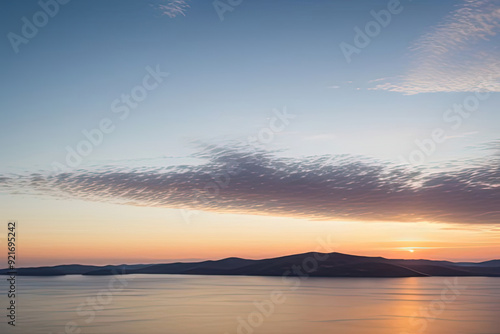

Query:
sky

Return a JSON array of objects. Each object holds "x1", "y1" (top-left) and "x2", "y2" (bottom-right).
[{"x1": 0, "y1": 0, "x2": 499, "y2": 266}]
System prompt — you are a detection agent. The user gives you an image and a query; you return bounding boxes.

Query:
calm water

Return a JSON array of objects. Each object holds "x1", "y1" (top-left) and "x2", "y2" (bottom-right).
[{"x1": 1, "y1": 275, "x2": 499, "y2": 334}]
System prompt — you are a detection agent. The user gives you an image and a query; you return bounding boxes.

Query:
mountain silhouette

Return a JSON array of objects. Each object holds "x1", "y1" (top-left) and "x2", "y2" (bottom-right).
[{"x1": 2, "y1": 252, "x2": 499, "y2": 277}]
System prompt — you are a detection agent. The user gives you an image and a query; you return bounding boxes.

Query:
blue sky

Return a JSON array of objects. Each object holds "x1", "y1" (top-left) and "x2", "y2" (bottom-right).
[
  {"x1": 1, "y1": 0, "x2": 499, "y2": 265},
  {"x1": 2, "y1": 0, "x2": 497, "y2": 171}
]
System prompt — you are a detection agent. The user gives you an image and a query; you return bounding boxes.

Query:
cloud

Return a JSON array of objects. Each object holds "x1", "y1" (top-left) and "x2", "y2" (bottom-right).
[
  {"x1": 155, "y1": 0, "x2": 190, "y2": 18},
  {"x1": 443, "y1": 131, "x2": 478, "y2": 140},
  {"x1": 476, "y1": 139, "x2": 500, "y2": 156},
  {"x1": 1, "y1": 143, "x2": 500, "y2": 225},
  {"x1": 372, "y1": 0, "x2": 500, "y2": 94}
]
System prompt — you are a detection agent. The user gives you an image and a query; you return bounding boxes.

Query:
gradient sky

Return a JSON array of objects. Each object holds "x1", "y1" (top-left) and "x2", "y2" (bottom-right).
[{"x1": 1, "y1": 0, "x2": 499, "y2": 266}]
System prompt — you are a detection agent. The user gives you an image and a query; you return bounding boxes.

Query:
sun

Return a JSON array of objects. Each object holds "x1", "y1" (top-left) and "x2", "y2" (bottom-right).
[{"x1": 409, "y1": 249, "x2": 414, "y2": 253}]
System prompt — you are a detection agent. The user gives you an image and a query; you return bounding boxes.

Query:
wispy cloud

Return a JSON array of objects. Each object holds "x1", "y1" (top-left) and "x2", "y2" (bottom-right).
[
  {"x1": 372, "y1": 0, "x2": 500, "y2": 94},
  {"x1": 443, "y1": 131, "x2": 478, "y2": 140},
  {"x1": 1, "y1": 143, "x2": 499, "y2": 225},
  {"x1": 155, "y1": 0, "x2": 190, "y2": 18},
  {"x1": 475, "y1": 139, "x2": 500, "y2": 156}
]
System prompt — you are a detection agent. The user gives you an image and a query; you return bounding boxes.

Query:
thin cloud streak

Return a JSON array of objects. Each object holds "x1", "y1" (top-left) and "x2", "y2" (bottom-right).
[{"x1": 155, "y1": 0, "x2": 190, "y2": 18}]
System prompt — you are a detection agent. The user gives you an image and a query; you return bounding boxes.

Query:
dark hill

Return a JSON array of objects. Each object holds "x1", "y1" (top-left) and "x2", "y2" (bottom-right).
[{"x1": 2, "y1": 252, "x2": 499, "y2": 278}]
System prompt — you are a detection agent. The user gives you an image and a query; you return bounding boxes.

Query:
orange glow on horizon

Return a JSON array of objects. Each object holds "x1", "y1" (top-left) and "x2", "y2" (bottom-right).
[{"x1": 4, "y1": 197, "x2": 499, "y2": 267}]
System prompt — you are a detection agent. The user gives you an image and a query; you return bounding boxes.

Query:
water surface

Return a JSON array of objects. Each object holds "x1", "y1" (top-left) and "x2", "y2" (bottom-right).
[{"x1": 1, "y1": 275, "x2": 499, "y2": 334}]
